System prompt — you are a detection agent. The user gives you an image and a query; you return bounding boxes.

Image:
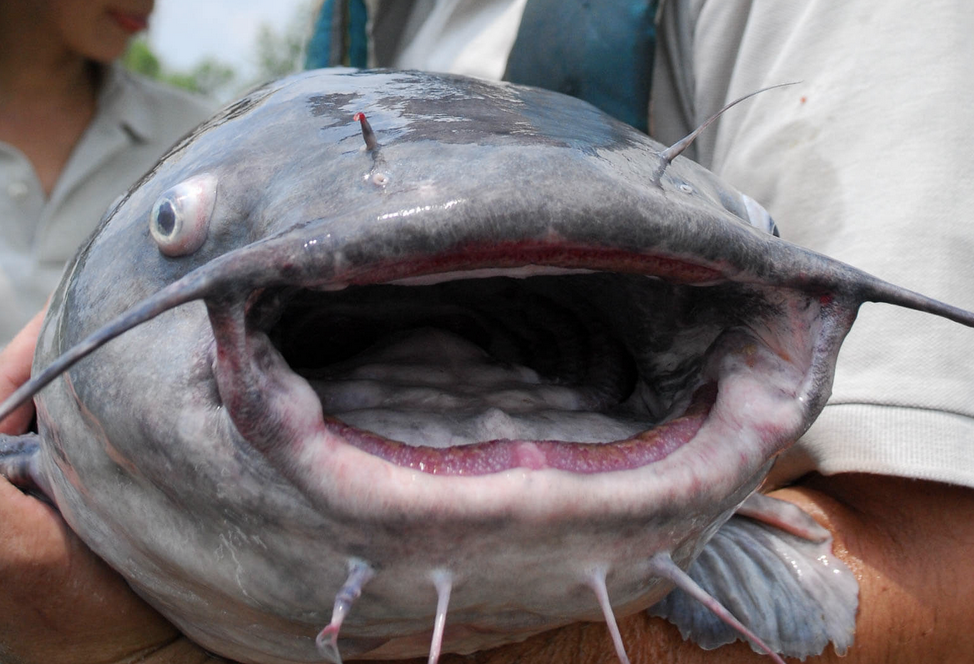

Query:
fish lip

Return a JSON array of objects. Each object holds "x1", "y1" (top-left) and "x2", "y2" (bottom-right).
[
  {"x1": 321, "y1": 383, "x2": 714, "y2": 476},
  {"x1": 281, "y1": 350, "x2": 796, "y2": 523},
  {"x1": 210, "y1": 253, "x2": 831, "y2": 522}
]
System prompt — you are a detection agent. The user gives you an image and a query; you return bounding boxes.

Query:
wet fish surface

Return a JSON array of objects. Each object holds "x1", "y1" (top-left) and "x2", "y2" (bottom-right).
[{"x1": 3, "y1": 69, "x2": 973, "y2": 664}]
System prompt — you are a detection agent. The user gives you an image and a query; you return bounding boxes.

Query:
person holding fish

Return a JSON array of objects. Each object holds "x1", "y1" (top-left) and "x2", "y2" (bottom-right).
[{"x1": 2, "y1": 1, "x2": 974, "y2": 663}]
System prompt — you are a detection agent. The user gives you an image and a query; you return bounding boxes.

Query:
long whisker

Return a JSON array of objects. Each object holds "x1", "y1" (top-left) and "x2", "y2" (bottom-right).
[
  {"x1": 427, "y1": 570, "x2": 453, "y2": 664},
  {"x1": 315, "y1": 559, "x2": 376, "y2": 664},
  {"x1": 0, "y1": 276, "x2": 210, "y2": 426},
  {"x1": 652, "y1": 82, "x2": 799, "y2": 184},
  {"x1": 0, "y1": 213, "x2": 344, "y2": 428},
  {"x1": 588, "y1": 566, "x2": 631, "y2": 664}
]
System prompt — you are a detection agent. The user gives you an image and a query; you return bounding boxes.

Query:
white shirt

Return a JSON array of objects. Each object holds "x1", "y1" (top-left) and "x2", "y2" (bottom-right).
[
  {"x1": 388, "y1": 0, "x2": 528, "y2": 80},
  {"x1": 0, "y1": 63, "x2": 214, "y2": 345},
  {"x1": 652, "y1": 0, "x2": 974, "y2": 488}
]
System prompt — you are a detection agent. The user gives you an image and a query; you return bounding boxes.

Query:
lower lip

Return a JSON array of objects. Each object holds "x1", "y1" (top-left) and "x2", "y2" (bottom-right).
[
  {"x1": 109, "y1": 11, "x2": 149, "y2": 33},
  {"x1": 333, "y1": 384, "x2": 715, "y2": 476}
]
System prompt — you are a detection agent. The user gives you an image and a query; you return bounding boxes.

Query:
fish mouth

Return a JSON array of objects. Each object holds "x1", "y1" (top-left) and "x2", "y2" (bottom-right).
[
  {"x1": 263, "y1": 272, "x2": 713, "y2": 475},
  {"x1": 219, "y1": 256, "x2": 826, "y2": 490},
  {"x1": 211, "y1": 258, "x2": 836, "y2": 660}
]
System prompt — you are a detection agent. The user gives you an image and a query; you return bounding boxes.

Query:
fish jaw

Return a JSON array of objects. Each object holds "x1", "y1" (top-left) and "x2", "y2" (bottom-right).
[{"x1": 196, "y1": 252, "x2": 855, "y2": 658}]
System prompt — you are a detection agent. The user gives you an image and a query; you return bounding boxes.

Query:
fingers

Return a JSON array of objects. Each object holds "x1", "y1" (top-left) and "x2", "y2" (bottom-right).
[
  {"x1": 0, "y1": 308, "x2": 46, "y2": 434},
  {"x1": 0, "y1": 473, "x2": 181, "y2": 664}
]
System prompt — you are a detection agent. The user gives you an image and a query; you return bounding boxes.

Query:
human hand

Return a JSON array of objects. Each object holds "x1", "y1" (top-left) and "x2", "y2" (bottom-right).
[
  {"x1": 0, "y1": 308, "x2": 44, "y2": 436},
  {"x1": 0, "y1": 311, "x2": 225, "y2": 664}
]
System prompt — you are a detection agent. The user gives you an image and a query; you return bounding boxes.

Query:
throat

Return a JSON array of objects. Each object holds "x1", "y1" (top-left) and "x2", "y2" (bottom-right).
[{"x1": 307, "y1": 328, "x2": 651, "y2": 448}]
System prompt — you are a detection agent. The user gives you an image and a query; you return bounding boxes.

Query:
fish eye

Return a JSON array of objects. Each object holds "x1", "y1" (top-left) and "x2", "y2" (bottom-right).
[
  {"x1": 740, "y1": 193, "x2": 780, "y2": 237},
  {"x1": 149, "y1": 173, "x2": 218, "y2": 256}
]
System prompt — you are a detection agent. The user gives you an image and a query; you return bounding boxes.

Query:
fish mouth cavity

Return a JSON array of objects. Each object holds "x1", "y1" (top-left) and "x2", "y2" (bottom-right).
[{"x1": 233, "y1": 268, "x2": 809, "y2": 477}]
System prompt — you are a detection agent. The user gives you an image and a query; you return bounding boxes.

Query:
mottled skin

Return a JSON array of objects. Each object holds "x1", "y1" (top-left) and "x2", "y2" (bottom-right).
[{"x1": 6, "y1": 70, "x2": 971, "y2": 663}]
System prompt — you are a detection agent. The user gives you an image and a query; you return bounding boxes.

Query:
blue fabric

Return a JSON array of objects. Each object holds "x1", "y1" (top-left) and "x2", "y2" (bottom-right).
[
  {"x1": 304, "y1": 0, "x2": 334, "y2": 69},
  {"x1": 303, "y1": 0, "x2": 658, "y2": 133},
  {"x1": 304, "y1": 0, "x2": 368, "y2": 69},
  {"x1": 504, "y1": 0, "x2": 657, "y2": 133},
  {"x1": 347, "y1": 0, "x2": 368, "y2": 68}
]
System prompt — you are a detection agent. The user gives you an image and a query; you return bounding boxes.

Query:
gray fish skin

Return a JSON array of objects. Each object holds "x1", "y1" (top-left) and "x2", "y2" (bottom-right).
[{"x1": 4, "y1": 69, "x2": 965, "y2": 662}]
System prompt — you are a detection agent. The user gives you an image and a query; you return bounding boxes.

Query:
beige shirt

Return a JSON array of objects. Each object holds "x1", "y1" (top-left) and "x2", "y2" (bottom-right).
[
  {"x1": 652, "y1": 0, "x2": 974, "y2": 488},
  {"x1": 0, "y1": 63, "x2": 214, "y2": 345}
]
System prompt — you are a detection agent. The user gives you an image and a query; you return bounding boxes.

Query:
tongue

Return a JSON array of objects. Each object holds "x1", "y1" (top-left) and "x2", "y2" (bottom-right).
[{"x1": 306, "y1": 328, "x2": 649, "y2": 447}]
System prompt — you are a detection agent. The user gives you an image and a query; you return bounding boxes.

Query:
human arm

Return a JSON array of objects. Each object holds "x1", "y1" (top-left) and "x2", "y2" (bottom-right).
[{"x1": 0, "y1": 310, "x2": 44, "y2": 436}]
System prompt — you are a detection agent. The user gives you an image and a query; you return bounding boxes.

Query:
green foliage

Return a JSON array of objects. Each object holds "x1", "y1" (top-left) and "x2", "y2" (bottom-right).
[
  {"x1": 254, "y1": 22, "x2": 305, "y2": 81},
  {"x1": 177, "y1": 59, "x2": 239, "y2": 96},
  {"x1": 121, "y1": 39, "x2": 162, "y2": 79},
  {"x1": 122, "y1": 38, "x2": 237, "y2": 98},
  {"x1": 121, "y1": 2, "x2": 316, "y2": 100},
  {"x1": 253, "y1": 2, "x2": 316, "y2": 83},
  {"x1": 160, "y1": 71, "x2": 200, "y2": 92}
]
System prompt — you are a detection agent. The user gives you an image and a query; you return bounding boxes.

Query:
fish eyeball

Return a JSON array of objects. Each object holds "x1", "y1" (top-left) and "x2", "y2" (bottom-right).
[
  {"x1": 149, "y1": 173, "x2": 218, "y2": 256},
  {"x1": 740, "y1": 193, "x2": 780, "y2": 237}
]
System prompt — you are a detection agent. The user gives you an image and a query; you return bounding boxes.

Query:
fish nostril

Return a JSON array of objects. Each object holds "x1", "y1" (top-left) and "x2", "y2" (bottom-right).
[{"x1": 354, "y1": 112, "x2": 379, "y2": 151}]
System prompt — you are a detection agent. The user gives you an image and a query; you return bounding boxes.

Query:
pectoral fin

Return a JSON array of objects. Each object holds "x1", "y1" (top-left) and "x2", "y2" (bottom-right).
[{"x1": 650, "y1": 493, "x2": 858, "y2": 659}]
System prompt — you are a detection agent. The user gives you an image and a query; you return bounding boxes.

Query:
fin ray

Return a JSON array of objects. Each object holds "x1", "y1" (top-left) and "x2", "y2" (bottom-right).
[{"x1": 650, "y1": 497, "x2": 857, "y2": 658}]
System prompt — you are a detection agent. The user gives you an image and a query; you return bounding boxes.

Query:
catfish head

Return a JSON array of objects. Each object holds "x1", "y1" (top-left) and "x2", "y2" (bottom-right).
[{"x1": 2, "y1": 69, "x2": 972, "y2": 664}]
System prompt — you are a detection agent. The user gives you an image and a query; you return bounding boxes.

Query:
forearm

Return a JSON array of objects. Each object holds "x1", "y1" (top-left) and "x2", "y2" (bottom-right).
[
  {"x1": 771, "y1": 474, "x2": 974, "y2": 662},
  {"x1": 397, "y1": 473, "x2": 974, "y2": 664},
  {"x1": 122, "y1": 637, "x2": 229, "y2": 664}
]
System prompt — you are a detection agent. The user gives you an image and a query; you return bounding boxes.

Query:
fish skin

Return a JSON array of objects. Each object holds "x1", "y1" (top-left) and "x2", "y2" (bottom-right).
[{"x1": 0, "y1": 68, "x2": 966, "y2": 662}]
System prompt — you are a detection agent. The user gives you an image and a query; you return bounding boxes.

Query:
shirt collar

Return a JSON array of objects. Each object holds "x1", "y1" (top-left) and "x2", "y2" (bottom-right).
[{"x1": 95, "y1": 61, "x2": 155, "y2": 143}]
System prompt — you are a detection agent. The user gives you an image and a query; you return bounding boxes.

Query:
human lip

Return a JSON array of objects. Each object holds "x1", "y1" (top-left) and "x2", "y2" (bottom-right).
[{"x1": 108, "y1": 10, "x2": 149, "y2": 33}]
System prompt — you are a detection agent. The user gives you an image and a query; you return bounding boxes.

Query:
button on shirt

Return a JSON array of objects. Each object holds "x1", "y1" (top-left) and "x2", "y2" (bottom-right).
[{"x1": 0, "y1": 63, "x2": 214, "y2": 345}]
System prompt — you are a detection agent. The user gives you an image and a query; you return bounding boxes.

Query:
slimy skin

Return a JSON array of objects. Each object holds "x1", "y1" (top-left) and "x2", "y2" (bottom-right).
[{"x1": 1, "y1": 69, "x2": 971, "y2": 663}]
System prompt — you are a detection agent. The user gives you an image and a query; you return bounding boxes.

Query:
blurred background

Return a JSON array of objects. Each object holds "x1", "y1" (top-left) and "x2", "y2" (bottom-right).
[{"x1": 126, "y1": 0, "x2": 318, "y2": 102}]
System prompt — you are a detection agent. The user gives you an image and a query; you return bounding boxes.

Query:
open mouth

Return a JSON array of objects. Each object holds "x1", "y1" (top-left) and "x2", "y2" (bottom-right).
[{"x1": 240, "y1": 268, "x2": 811, "y2": 477}]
